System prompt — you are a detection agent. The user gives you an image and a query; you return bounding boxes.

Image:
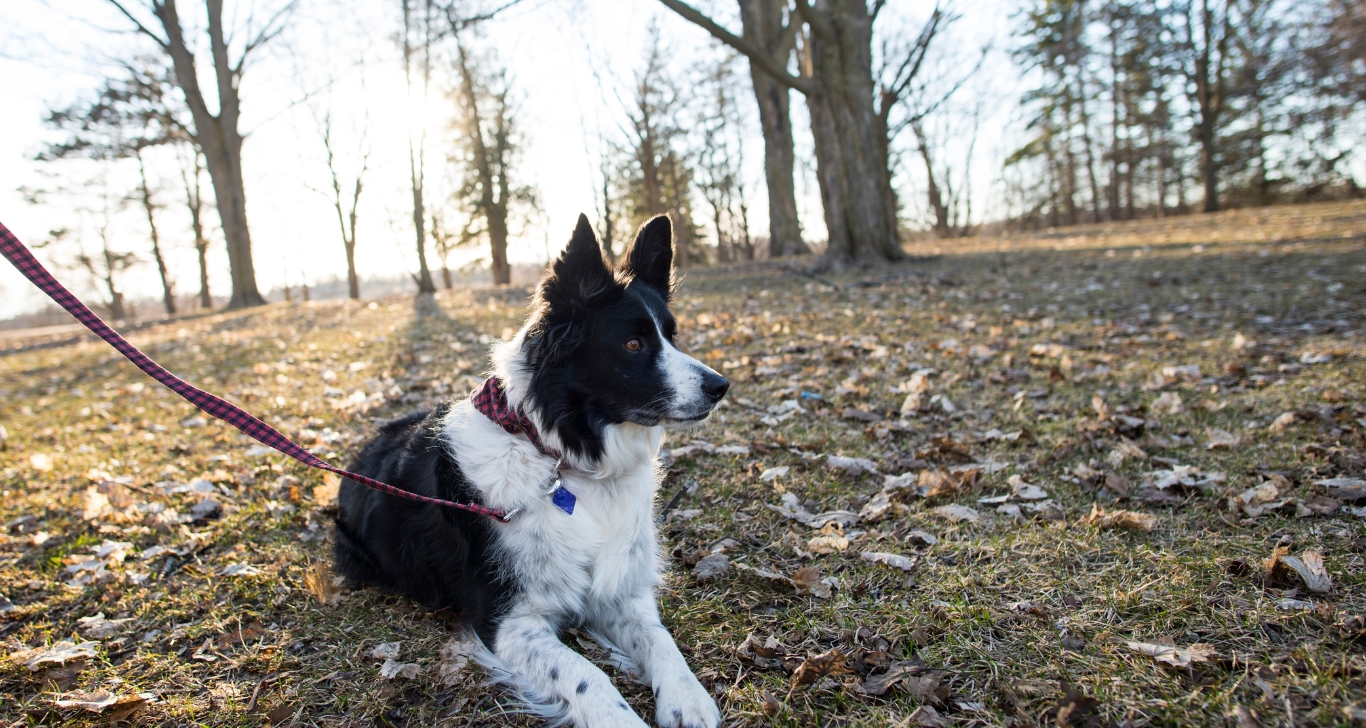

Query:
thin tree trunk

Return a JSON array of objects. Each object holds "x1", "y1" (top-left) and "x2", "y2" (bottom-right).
[
  {"x1": 911, "y1": 118, "x2": 950, "y2": 238},
  {"x1": 136, "y1": 152, "x2": 175, "y2": 315},
  {"x1": 738, "y1": 0, "x2": 805, "y2": 256}
]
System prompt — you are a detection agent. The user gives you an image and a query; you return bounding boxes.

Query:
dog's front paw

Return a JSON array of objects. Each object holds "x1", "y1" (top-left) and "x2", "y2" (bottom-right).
[{"x1": 654, "y1": 677, "x2": 721, "y2": 728}]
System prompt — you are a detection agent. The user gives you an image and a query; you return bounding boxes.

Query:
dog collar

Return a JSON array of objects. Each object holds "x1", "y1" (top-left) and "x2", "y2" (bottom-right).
[{"x1": 472, "y1": 377, "x2": 576, "y2": 517}]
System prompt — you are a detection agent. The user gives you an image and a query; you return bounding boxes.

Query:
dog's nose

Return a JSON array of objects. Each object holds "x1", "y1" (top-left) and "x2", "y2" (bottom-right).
[{"x1": 701, "y1": 371, "x2": 729, "y2": 403}]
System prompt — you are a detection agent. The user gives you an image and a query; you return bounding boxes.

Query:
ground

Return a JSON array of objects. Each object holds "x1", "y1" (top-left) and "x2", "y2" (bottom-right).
[{"x1": 1, "y1": 200, "x2": 1365, "y2": 727}]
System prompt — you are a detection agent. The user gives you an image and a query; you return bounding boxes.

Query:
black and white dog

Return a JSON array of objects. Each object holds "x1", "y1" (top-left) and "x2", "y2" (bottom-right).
[{"x1": 334, "y1": 214, "x2": 728, "y2": 728}]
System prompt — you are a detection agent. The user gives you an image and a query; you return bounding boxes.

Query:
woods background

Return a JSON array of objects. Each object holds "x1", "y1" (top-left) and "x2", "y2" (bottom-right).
[{"x1": 0, "y1": 0, "x2": 1362, "y2": 323}]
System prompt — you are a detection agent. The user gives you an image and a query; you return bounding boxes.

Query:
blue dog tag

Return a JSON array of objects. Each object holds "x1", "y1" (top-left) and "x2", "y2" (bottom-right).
[{"x1": 551, "y1": 484, "x2": 576, "y2": 515}]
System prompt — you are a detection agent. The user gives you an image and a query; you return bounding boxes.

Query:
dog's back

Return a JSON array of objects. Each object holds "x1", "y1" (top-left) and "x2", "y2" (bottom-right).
[{"x1": 334, "y1": 404, "x2": 515, "y2": 643}]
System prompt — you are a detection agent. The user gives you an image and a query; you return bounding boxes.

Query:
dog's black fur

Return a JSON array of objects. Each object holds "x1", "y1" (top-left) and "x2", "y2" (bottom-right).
[{"x1": 333, "y1": 404, "x2": 516, "y2": 645}]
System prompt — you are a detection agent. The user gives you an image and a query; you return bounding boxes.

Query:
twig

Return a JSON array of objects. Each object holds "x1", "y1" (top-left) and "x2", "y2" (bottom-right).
[
  {"x1": 244, "y1": 672, "x2": 279, "y2": 713},
  {"x1": 656, "y1": 477, "x2": 698, "y2": 525}
]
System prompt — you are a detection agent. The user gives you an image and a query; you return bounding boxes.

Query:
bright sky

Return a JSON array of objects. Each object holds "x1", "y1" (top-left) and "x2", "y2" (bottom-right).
[{"x1": 0, "y1": 0, "x2": 1015, "y2": 320}]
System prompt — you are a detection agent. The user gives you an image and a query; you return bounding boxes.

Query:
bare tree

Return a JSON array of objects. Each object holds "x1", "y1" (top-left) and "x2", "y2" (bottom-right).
[
  {"x1": 450, "y1": 39, "x2": 536, "y2": 286},
  {"x1": 41, "y1": 59, "x2": 181, "y2": 314},
  {"x1": 176, "y1": 147, "x2": 213, "y2": 308},
  {"x1": 133, "y1": 149, "x2": 176, "y2": 313},
  {"x1": 660, "y1": 0, "x2": 902, "y2": 266},
  {"x1": 105, "y1": 0, "x2": 294, "y2": 308},
  {"x1": 697, "y1": 51, "x2": 755, "y2": 261},
  {"x1": 1177, "y1": 0, "x2": 1234, "y2": 212},
  {"x1": 313, "y1": 110, "x2": 370, "y2": 299},
  {"x1": 400, "y1": 0, "x2": 439, "y2": 294}
]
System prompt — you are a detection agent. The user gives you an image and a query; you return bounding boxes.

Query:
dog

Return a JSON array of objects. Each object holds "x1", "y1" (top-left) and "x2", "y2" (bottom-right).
[{"x1": 334, "y1": 213, "x2": 728, "y2": 728}]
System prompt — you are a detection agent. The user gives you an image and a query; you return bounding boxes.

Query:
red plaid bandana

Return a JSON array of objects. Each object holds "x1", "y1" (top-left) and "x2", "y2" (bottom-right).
[{"x1": 471, "y1": 377, "x2": 568, "y2": 466}]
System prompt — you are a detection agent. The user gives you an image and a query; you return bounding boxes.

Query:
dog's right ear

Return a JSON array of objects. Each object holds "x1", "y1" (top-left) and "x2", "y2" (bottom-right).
[
  {"x1": 621, "y1": 215, "x2": 674, "y2": 299},
  {"x1": 538, "y1": 213, "x2": 613, "y2": 314}
]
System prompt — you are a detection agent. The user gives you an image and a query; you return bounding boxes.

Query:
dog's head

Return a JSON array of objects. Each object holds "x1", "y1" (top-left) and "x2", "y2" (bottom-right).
[{"x1": 514, "y1": 213, "x2": 728, "y2": 461}]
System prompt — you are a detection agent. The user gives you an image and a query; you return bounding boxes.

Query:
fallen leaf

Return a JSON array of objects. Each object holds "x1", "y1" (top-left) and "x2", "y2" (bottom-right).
[
  {"x1": 860, "y1": 551, "x2": 915, "y2": 571},
  {"x1": 11, "y1": 641, "x2": 99, "y2": 671},
  {"x1": 437, "y1": 631, "x2": 480, "y2": 686},
  {"x1": 219, "y1": 563, "x2": 260, "y2": 577},
  {"x1": 314, "y1": 473, "x2": 340, "y2": 508},
  {"x1": 807, "y1": 523, "x2": 850, "y2": 554},
  {"x1": 53, "y1": 691, "x2": 147, "y2": 715},
  {"x1": 760, "y1": 466, "x2": 790, "y2": 482},
  {"x1": 304, "y1": 562, "x2": 341, "y2": 605},
  {"x1": 906, "y1": 530, "x2": 938, "y2": 546},
  {"x1": 761, "y1": 689, "x2": 783, "y2": 716},
  {"x1": 787, "y1": 648, "x2": 849, "y2": 692},
  {"x1": 1267, "y1": 412, "x2": 1299, "y2": 434},
  {"x1": 790, "y1": 566, "x2": 832, "y2": 599},
  {"x1": 1082, "y1": 504, "x2": 1157, "y2": 532},
  {"x1": 267, "y1": 705, "x2": 295, "y2": 723},
  {"x1": 1008, "y1": 474, "x2": 1049, "y2": 500},
  {"x1": 692, "y1": 553, "x2": 730, "y2": 580},
  {"x1": 827, "y1": 455, "x2": 878, "y2": 476},
  {"x1": 30, "y1": 452, "x2": 54, "y2": 472},
  {"x1": 380, "y1": 658, "x2": 421, "y2": 679},
  {"x1": 371, "y1": 641, "x2": 402, "y2": 660},
  {"x1": 1152, "y1": 391, "x2": 1184, "y2": 415},
  {"x1": 909, "y1": 704, "x2": 943, "y2": 727},
  {"x1": 76, "y1": 613, "x2": 132, "y2": 639},
  {"x1": 1206, "y1": 428, "x2": 1241, "y2": 449},
  {"x1": 932, "y1": 505, "x2": 979, "y2": 523},
  {"x1": 1125, "y1": 637, "x2": 1216, "y2": 667},
  {"x1": 767, "y1": 492, "x2": 860, "y2": 529},
  {"x1": 1276, "y1": 550, "x2": 1332, "y2": 593}
]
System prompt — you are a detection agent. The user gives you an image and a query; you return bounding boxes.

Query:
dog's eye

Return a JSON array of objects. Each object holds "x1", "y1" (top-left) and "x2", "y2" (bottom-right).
[{"x1": 624, "y1": 338, "x2": 643, "y2": 352}]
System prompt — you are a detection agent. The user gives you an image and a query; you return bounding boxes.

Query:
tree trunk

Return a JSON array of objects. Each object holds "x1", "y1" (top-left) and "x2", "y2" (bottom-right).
[
  {"x1": 803, "y1": 1, "x2": 900, "y2": 264},
  {"x1": 409, "y1": 140, "x2": 438, "y2": 293},
  {"x1": 136, "y1": 153, "x2": 176, "y2": 315},
  {"x1": 441, "y1": 264, "x2": 452, "y2": 289},
  {"x1": 911, "y1": 118, "x2": 950, "y2": 238},
  {"x1": 344, "y1": 242, "x2": 360, "y2": 299},
  {"x1": 658, "y1": 0, "x2": 899, "y2": 263},
  {"x1": 151, "y1": 0, "x2": 264, "y2": 309},
  {"x1": 738, "y1": 0, "x2": 805, "y2": 257}
]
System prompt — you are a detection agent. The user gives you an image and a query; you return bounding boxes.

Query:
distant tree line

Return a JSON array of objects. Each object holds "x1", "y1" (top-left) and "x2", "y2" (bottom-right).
[
  {"x1": 18, "y1": 0, "x2": 1365, "y2": 319},
  {"x1": 1004, "y1": 0, "x2": 1364, "y2": 228}
]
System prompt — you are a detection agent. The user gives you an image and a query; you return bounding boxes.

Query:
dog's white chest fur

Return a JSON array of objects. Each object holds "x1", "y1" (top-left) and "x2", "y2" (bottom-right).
[{"x1": 444, "y1": 400, "x2": 664, "y2": 620}]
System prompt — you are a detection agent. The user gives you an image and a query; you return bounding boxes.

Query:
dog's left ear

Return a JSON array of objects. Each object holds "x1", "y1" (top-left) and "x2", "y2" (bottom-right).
[
  {"x1": 540, "y1": 213, "x2": 613, "y2": 312},
  {"x1": 621, "y1": 215, "x2": 674, "y2": 299}
]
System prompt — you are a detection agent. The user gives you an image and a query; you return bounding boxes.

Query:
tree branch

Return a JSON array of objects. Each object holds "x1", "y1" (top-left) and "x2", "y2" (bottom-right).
[
  {"x1": 105, "y1": 0, "x2": 170, "y2": 49},
  {"x1": 656, "y1": 0, "x2": 811, "y2": 93}
]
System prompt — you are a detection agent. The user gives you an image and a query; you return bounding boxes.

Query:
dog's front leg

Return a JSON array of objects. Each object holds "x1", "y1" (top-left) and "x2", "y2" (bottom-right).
[
  {"x1": 593, "y1": 595, "x2": 720, "y2": 728},
  {"x1": 496, "y1": 613, "x2": 648, "y2": 728}
]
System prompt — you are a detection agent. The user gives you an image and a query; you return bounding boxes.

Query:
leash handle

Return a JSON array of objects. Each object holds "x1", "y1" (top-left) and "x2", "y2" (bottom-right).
[{"x1": 0, "y1": 221, "x2": 509, "y2": 522}]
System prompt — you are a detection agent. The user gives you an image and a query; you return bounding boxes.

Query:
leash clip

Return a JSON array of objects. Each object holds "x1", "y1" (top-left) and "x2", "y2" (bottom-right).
[{"x1": 497, "y1": 457, "x2": 567, "y2": 524}]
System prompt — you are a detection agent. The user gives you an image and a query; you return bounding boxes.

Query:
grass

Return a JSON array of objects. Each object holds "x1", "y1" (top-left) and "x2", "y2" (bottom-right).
[{"x1": 1, "y1": 199, "x2": 1364, "y2": 727}]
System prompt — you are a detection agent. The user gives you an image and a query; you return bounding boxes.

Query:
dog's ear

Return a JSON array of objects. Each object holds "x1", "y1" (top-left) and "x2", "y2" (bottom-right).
[
  {"x1": 539, "y1": 213, "x2": 613, "y2": 313},
  {"x1": 621, "y1": 215, "x2": 674, "y2": 299}
]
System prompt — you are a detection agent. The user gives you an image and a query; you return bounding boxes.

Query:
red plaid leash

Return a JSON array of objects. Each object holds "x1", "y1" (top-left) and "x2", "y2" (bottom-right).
[{"x1": 0, "y1": 220, "x2": 510, "y2": 522}]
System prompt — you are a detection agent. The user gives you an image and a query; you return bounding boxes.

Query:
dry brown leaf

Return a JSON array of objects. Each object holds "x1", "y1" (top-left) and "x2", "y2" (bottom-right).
[
  {"x1": 932, "y1": 504, "x2": 979, "y2": 523},
  {"x1": 909, "y1": 704, "x2": 943, "y2": 727},
  {"x1": 790, "y1": 566, "x2": 832, "y2": 599},
  {"x1": 807, "y1": 522, "x2": 850, "y2": 554},
  {"x1": 1125, "y1": 636, "x2": 1216, "y2": 667},
  {"x1": 304, "y1": 562, "x2": 341, "y2": 605},
  {"x1": 1205, "y1": 428, "x2": 1241, "y2": 449},
  {"x1": 1277, "y1": 550, "x2": 1332, "y2": 593},
  {"x1": 787, "y1": 648, "x2": 849, "y2": 693},
  {"x1": 1082, "y1": 503, "x2": 1157, "y2": 532},
  {"x1": 860, "y1": 551, "x2": 916, "y2": 571},
  {"x1": 314, "y1": 473, "x2": 341, "y2": 508}
]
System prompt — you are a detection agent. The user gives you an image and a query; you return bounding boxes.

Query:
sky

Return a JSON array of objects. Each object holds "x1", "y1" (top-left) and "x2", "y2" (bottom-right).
[{"x1": 0, "y1": 0, "x2": 1017, "y2": 320}]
